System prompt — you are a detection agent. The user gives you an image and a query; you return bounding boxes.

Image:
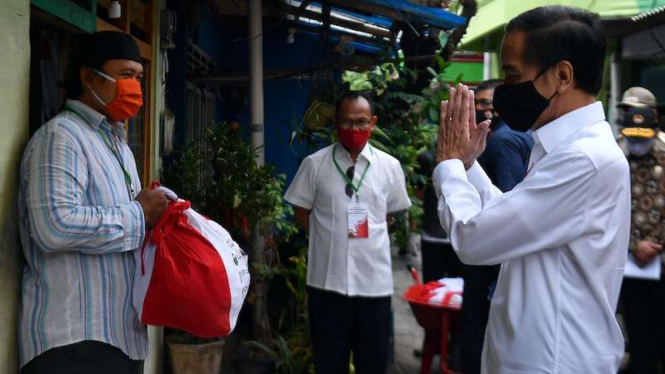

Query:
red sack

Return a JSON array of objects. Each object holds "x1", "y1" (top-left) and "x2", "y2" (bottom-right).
[{"x1": 133, "y1": 200, "x2": 250, "y2": 337}]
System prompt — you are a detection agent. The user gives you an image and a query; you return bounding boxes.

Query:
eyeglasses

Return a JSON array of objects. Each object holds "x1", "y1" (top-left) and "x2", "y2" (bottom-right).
[
  {"x1": 345, "y1": 166, "x2": 355, "y2": 198},
  {"x1": 475, "y1": 99, "x2": 493, "y2": 108},
  {"x1": 339, "y1": 119, "x2": 371, "y2": 130}
]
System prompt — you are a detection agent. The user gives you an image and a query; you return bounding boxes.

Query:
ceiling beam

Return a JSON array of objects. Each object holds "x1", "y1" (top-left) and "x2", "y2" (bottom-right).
[
  {"x1": 264, "y1": 2, "x2": 393, "y2": 39},
  {"x1": 319, "y1": 0, "x2": 402, "y2": 20},
  {"x1": 283, "y1": 19, "x2": 389, "y2": 46},
  {"x1": 295, "y1": 0, "x2": 313, "y2": 18},
  {"x1": 321, "y1": 4, "x2": 331, "y2": 43}
]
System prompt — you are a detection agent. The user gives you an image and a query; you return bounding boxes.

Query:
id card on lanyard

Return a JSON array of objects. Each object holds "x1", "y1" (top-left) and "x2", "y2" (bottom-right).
[
  {"x1": 348, "y1": 202, "x2": 369, "y2": 238},
  {"x1": 333, "y1": 144, "x2": 372, "y2": 239}
]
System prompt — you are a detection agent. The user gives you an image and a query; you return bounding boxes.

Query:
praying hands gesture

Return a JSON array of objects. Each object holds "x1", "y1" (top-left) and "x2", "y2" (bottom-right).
[{"x1": 436, "y1": 84, "x2": 492, "y2": 169}]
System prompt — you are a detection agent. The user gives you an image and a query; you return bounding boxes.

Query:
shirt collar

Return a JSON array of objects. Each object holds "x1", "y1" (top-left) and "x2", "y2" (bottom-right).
[
  {"x1": 335, "y1": 142, "x2": 374, "y2": 164},
  {"x1": 532, "y1": 101, "x2": 605, "y2": 154},
  {"x1": 64, "y1": 100, "x2": 127, "y2": 138}
]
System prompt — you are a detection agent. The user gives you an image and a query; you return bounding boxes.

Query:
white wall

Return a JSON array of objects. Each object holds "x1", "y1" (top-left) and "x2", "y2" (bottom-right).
[{"x1": 0, "y1": 0, "x2": 30, "y2": 373}]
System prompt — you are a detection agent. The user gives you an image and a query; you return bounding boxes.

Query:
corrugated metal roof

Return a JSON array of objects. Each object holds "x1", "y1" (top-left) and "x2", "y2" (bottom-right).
[
  {"x1": 358, "y1": 0, "x2": 466, "y2": 29},
  {"x1": 632, "y1": 4, "x2": 665, "y2": 22}
]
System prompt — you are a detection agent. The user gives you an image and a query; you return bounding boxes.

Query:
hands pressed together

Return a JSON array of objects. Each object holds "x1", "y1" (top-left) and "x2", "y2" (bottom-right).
[{"x1": 436, "y1": 84, "x2": 492, "y2": 169}]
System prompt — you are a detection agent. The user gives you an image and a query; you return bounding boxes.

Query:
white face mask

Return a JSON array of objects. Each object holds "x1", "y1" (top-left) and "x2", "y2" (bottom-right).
[{"x1": 627, "y1": 138, "x2": 655, "y2": 157}]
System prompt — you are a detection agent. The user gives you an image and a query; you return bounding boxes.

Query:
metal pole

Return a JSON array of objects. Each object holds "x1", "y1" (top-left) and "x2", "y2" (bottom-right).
[
  {"x1": 249, "y1": 0, "x2": 265, "y2": 165},
  {"x1": 248, "y1": 0, "x2": 270, "y2": 345},
  {"x1": 483, "y1": 52, "x2": 491, "y2": 80},
  {"x1": 609, "y1": 51, "x2": 621, "y2": 136}
]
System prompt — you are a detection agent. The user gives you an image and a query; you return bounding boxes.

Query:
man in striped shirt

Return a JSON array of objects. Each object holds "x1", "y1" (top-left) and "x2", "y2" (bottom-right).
[{"x1": 18, "y1": 31, "x2": 168, "y2": 374}]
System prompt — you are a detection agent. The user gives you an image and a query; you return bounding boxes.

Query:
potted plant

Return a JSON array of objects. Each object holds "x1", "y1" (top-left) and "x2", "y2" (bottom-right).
[
  {"x1": 162, "y1": 123, "x2": 298, "y2": 373},
  {"x1": 165, "y1": 333, "x2": 225, "y2": 374}
]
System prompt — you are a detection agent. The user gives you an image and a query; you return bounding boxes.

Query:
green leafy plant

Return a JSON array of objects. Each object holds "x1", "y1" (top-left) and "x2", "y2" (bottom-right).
[
  {"x1": 162, "y1": 124, "x2": 297, "y2": 241},
  {"x1": 248, "y1": 246, "x2": 314, "y2": 374},
  {"x1": 245, "y1": 335, "x2": 313, "y2": 374}
]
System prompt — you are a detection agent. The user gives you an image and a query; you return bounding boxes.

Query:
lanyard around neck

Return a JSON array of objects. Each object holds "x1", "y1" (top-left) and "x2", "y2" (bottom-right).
[
  {"x1": 64, "y1": 106, "x2": 135, "y2": 199},
  {"x1": 96, "y1": 129, "x2": 135, "y2": 199},
  {"x1": 333, "y1": 143, "x2": 372, "y2": 199}
]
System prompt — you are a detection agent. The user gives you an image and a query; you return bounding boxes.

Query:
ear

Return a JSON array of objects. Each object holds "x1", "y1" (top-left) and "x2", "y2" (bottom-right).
[
  {"x1": 79, "y1": 67, "x2": 95, "y2": 89},
  {"x1": 555, "y1": 61, "x2": 574, "y2": 93},
  {"x1": 370, "y1": 115, "x2": 378, "y2": 129}
]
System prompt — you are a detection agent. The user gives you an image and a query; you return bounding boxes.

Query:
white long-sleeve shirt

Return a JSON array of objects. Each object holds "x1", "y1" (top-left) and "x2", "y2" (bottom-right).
[
  {"x1": 433, "y1": 102, "x2": 630, "y2": 374},
  {"x1": 18, "y1": 100, "x2": 147, "y2": 367}
]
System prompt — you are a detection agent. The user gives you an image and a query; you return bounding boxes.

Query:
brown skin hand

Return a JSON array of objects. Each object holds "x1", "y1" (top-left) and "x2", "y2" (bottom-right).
[
  {"x1": 634, "y1": 240, "x2": 663, "y2": 267},
  {"x1": 79, "y1": 59, "x2": 144, "y2": 122},
  {"x1": 295, "y1": 207, "x2": 311, "y2": 232},
  {"x1": 335, "y1": 97, "x2": 378, "y2": 164},
  {"x1": 500, "y1": 30, "x2": 595, "y2": 131}
]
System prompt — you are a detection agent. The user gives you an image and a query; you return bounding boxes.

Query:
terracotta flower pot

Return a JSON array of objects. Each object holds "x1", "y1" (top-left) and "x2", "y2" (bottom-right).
[{"x1": 168, "y1": 340, "x2": 225, "y2": 374}]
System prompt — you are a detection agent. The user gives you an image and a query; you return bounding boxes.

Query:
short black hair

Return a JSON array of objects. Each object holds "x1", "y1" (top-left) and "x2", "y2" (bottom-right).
[
  {"x1": 335, "y1": 90, "x2": 375, "y2": 117},
  {"x1": 505, "y1": 5, "x2": 606, "y2": 95},
  {"x1": 477, "y1": 79, "x2": 503, "y2": 93}
]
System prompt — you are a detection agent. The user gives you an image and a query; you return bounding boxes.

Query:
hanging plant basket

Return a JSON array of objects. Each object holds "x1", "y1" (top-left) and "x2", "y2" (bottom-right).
[{"x1": 302, "y1": 99, "x2": 335, "y2": 130}]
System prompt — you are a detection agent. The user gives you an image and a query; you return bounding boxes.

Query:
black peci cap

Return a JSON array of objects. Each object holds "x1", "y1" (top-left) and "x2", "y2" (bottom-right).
[{"x1": 77, "y1": 31, "x2": 142, "y2": 68}]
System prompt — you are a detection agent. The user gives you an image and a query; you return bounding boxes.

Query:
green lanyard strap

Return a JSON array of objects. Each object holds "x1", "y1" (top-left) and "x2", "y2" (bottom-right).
[
  {"x1": 64, "y1": 107, "x2": 135, "y2": 199},
  {"x1": 96, "y1": 129, "x2": 135, "y2": 199},
  {"x1": 333, "y1": 144, "x2": 371, "y2": 199}
]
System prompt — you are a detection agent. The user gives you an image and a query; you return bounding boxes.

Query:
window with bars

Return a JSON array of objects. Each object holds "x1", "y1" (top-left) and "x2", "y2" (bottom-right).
[
  {"x1": 185, "y1": 42, "x2": 216, "y2": 189},
  {"x1": 186, "y1": 41, "x2": 216, "y2": 144}
]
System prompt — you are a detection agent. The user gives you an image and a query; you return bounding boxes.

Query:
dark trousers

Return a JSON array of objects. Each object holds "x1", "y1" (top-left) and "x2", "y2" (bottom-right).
[
  {"x1": 622, "y1": 276, "x2": 665, "y2": 374},
  {"x1": 421, "y1": 240, "x2": 463, "y2": 283},
  {"x1": 21, "y1": 341, "x2": 143, "y2": 374},
  {"x1": 461, "y1": 264, "x2": 500, "y2": 374},
  {"x1": 308, "y1": 286, "x2": 391, "y2": 374}
]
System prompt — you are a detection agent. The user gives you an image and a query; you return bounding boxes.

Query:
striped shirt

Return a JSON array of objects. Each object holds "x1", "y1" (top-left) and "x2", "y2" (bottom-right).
[{"x1": 18, "y1": 100, "x2": 148, "y2": 367}]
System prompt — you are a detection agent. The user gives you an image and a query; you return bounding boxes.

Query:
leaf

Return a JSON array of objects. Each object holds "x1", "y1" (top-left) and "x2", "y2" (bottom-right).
[
  {"x1": 371, "y1": 126, "x2": 391, "y2": 142},
  {"x1": 368, "y1": 139, "x2": 390, "y2": 152},
  {"x1": 434, "y1": 56, "x2": 446, "y2": 71},
  {"x1": 244, "y1": 341, "x2": 279, "y2": 361},
  {"x1": 429, "y1": 106, "x2": 439, "y2": 123},
  {"x1": 426, "y1": 66, "x2": 438, "y2": 78}
]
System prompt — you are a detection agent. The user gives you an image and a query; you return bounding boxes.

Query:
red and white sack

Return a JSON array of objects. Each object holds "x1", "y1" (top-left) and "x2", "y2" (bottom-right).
[{"x1": 133, "y1": 188, "x2": 250, "y2": 337}]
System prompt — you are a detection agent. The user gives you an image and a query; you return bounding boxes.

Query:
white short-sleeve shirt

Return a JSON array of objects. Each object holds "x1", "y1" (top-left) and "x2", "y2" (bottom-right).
[{"x1": 285, "y1": 142, "x2": 411, "y2": 297}]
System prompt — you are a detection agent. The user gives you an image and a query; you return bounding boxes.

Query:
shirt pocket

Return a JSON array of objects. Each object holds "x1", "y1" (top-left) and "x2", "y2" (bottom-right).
[{"x1": 367, "y1": 184, "x2": 388, "y2": 223}]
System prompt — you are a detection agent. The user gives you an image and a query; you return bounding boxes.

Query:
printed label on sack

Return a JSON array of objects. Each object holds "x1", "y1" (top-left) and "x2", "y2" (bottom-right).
[{"x1": 348, "y1": 203, "x2": 369, "y2": 239}]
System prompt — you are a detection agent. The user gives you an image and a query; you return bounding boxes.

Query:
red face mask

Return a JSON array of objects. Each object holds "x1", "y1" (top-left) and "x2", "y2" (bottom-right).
[
  {"x1": 90, "y1": 69, "x2": 144, "y2": 122},
  {"x1": 337, "y1": 127, "x2": 372, "y2": 149}
]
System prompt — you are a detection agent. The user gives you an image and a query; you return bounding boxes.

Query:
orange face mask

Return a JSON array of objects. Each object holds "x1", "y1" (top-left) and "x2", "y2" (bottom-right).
[{"x1": 90, "y1": 69, "x2": 144, "y2": 121}]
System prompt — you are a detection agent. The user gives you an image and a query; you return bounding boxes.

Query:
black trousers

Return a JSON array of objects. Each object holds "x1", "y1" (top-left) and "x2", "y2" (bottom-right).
[
  {"x1": 308, "y1": 286, "x2": 391, "y2": 374},
  {"x1": 421, "y1": 240, "x2": 463, "y2": 283},
  {"x1": 622, "y1": 276, "x2": 665, "y2": 374},
  {"x1": 461, "y1": 264, "x2": 500, "y2": 374},
  {"x1": 21, "y1": 341, "x2": 143, "y2": 374}
]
